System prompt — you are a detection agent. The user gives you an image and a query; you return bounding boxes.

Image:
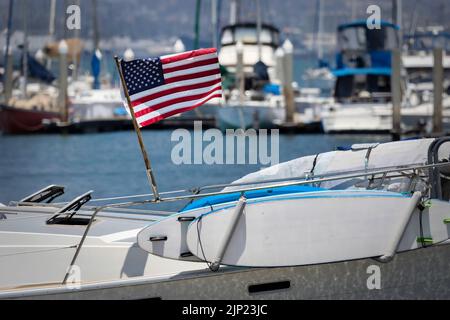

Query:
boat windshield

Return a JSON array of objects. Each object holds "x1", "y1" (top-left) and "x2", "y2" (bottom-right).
[
  {"x1": 334, "y1": 74, "x2": 391, "y2": 103},
  {"x1": 221, "y1": 26, "x2": 279, "y2": 47},
  {"x1": 404, "y1": 32, "x2": 450, "y2": 53},
  {"x1": 338, "y1": 26, "x2": 398, "y2": 51}
]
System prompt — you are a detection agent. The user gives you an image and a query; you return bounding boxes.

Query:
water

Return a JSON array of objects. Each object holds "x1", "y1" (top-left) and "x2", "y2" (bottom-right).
[{"x1": 0, "y1": 131, "x2": 391, "y2": 211}]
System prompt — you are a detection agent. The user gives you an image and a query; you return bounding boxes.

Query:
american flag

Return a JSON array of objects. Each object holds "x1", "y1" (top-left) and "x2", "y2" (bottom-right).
[{"x1": 120, "y1": 48, "x2": 222, "y2": 127}]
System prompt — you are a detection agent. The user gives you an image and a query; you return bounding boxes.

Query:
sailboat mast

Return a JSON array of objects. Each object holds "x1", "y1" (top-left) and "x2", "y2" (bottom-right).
[
  {"x1": 351, "y1": 0, "x2": 356, "y2": 20},
  {"x1": 21, "y1": 0, "x2": 29, "y2": 98},
  {"x1": 2, "y1": 0, "x2": 14, "y2": 102},
  {"x1": 92, "y1": 0, "x2": 102, "y2": 89},
  {"x1": 194, "y1": 0, "x2": 202, "y2": 49},
  {"x1": 3, "y1": 0, "x2": 14, "y2": 66},
  {"x1": 49, "y1": 0, "x2": 56, "y2": 40},
  {"x1": 72, "y1": 0, "x2": 81, "y2": 80},
  {"x1": 317, "y1": 0, "x2": 324, "y2": 63},
  {"x1": 230, "y1": 0, "x2": 238, "y2": 24},
  {"x1": 46, "y1": 0, "x2": 56, "y2": 70},
  {"x1": 392, "y1": 0, "x2": 403, "y2": 47},
  {"x1": 256, "y1": 0, "x2": 262, "y2": 62},
  {"x1": 93, "y1": 0, "x2": 100, "y2": 51},
  {"x1": 212, "y1": 0, "x2": 218, "y2": 48}
]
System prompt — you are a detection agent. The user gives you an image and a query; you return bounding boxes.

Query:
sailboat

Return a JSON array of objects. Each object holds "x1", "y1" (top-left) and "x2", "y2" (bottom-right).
[
  {"x1": 42, "y1": 0, "x2": 131, "y2": 134},
  {"x1": 0, "y1": 137, "x2": 449, "y2": 299},
  {"x1": 0, "y1": 0, "x2": 61, "y2": 134}
]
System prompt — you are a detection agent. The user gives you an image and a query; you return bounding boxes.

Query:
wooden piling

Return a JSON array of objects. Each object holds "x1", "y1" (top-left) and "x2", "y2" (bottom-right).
[
  {"x1": 433, "y1": 48, "x2": 443, "y2": 134},
  {"x1": 236, "y1": 41, "x2": 245, "y2": 105},
  {"x1": 58, "y1": 40, "x2": 68, "y2": 123},
  {"x1": 282, "y1": 39, "x2": 295, "y2": 124},
  {"x1": 3, "y1": 49, "x2": 13, "y2": 103},
  {"x1": 391, "y1": 48, "x2": 402, "y2": 141}
]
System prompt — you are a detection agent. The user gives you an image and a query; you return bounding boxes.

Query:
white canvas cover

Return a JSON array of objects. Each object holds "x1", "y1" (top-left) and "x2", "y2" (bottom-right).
[{"x1": 227, "y1": 138, "x2": 450, "y2": 192}]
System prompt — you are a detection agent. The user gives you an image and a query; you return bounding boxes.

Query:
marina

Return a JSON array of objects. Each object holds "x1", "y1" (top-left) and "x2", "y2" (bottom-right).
[{"x1": 0, "y1": 0, "x2": 450, "y2": 302}]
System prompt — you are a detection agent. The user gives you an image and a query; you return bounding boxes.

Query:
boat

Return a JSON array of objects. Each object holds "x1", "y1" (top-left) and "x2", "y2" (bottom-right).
[
  {"x1": 301, "y1": 0, "x2": 335, "y2": 93},
  {"x1": 0, "y1": 72, "x2": 61, "y2": 135},
  {"x1": 400, "y1": 28, "x2": 450, "y2": 133},
  {"x1": 294, "y1": 87, "x2": 333, "y2": 130},
  {"x1": 321, "y1": 67, "x2": 393, "y2": 133},
  {"x1": 321, "y1": 21, "x2": 400, "y2": 133},
  {"x1": 214, "y1": 1, "x2": 287, "y2": 130},
  {"x1": 0, "y1": 103, "x2": 59, "y2": 134},
  {"x1": 217, "y1": 94, "x2": 285, "y2": 130},
  {"x1": 41, "y1": 1, "x2": 134, "y2": 134},
  {"x1": 1, "y1": 137, "x2": 449, "y2": 299},
  {"x1": 0, "y1": 1, "x2": 61, "y2": 135}
]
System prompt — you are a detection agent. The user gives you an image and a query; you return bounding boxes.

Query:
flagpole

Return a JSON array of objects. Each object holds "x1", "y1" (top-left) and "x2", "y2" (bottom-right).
[{"x1": 114, "y1": 56, "x2": 160, "y2": 201}]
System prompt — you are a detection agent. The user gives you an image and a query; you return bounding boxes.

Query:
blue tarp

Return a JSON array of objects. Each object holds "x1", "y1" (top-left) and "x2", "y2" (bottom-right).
[
  {"x1": 91, "y1": 50, "x2": 102, "y2": 90},
  {"x1": 263, "y1": 83, "x2": 281, "y2": 95},
  {"x1": 24, "y1": 54, "x2": 56, "y2": 84},
  {"x1": 181, "y1": 185, "x2": 326, "y2": 212},
  {"x1": 332, "y1": 67, "x2": 391, "y2": 77}
]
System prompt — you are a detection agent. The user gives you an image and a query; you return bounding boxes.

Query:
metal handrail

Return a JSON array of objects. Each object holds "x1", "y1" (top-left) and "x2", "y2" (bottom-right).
[
  {"x1": 30, "y1": 161, "x2": 433, "y2": 207},
  {"x1": 65, "y1": 162, "x2": 449, "y2": 211}
]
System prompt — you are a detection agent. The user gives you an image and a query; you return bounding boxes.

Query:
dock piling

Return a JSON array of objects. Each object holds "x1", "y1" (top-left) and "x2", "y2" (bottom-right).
[
  {"x1": 3, "y1": 49, "x2": 13, "y2": 103},
  {"x1": 391, "y1": 48, "x2": 402, "y2": 141},
  {"x1": 236, "y1": 41, "x2": 245, "y2": 105},
  {"x1": 58, "y1": 40, "x2": 69, "y2": 123},
  {"x1": 282, "y1": 39, "x2": 295, "y2": 124},
  {"x1": 432, "y1": 48, "x2": 443, "y2": 134}
]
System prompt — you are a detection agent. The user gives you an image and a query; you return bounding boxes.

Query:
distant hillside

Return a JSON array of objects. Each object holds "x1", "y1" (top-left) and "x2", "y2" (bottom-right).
[{"x1": 0, "y1": 0, "x2": 449, "y2": 42}]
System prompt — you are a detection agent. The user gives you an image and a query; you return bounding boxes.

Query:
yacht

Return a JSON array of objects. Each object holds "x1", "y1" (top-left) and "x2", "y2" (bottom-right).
[
  {"x1": 321, "y1": 21, "x2": 400, "y2": 133},
  {"x1": 215, "y1": 21, "x2": 286, "y2": 130},
  {"x1": 401, "y1": 28, "x2": 450, "y2": 133}
]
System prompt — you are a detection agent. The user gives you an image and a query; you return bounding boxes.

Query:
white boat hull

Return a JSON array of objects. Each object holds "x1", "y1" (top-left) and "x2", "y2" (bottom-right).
[
  {"x1": 321, "y1": 104, "x2": 392, "y2": 133},
  {"x1": 217, "y1": 103, "x2": 284, "y2": 130},
  {"x1": 0, "y1": 206, "x2": 204, "y2": 290},
  {"x1": 2, "y1": 242, "x2": 449, "y2": 299}
]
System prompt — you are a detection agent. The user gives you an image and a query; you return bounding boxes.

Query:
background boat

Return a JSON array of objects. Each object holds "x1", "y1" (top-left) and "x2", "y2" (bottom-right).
[{"x1": 321, "y1": 20, "x2": 400, "y2": 133}]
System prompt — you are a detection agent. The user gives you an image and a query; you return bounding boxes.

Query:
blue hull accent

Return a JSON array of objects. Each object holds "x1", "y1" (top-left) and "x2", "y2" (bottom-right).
[{"x1": 181, "y1": 185, "x2": 325, "y2": 212}]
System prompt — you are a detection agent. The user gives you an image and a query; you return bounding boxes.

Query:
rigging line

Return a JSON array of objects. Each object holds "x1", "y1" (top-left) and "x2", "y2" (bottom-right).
[
  {"x1": 18, "y1": 162, "x2": 449, "y2": 212},
  {"x1": 33, "y1": 162, "x2": 450, "y2": 208},
  {"x1": 196, "y1": 214, "x2": 215, "y2": 272},
  {"x1": 50, "y1": 189, "x2": 189, "y2": 205},
  {"x1": 309, "y1": 153, "x2": 320, "y2": 177},
  {"x1": 0, "y1": 245, "x2": 77, "y2": 258}
]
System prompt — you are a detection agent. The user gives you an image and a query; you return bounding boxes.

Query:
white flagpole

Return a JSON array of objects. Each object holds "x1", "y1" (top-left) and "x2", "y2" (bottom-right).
[{"x1": 114, "y1": 56, "x2": 160, "y2": 201}]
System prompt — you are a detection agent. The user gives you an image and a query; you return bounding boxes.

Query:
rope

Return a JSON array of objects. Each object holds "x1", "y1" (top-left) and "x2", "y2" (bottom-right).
[
  {"x1": 309, "y1": 153, "x2": 320, "y2": 177},
  {"x1": 196, "y1": 214, "x2": 216, "y2": 272},
  {"x1": 0, "y1": 245, "x2": 77, "y2": 258},
  {"x1": 418, "y1": 205, "x2": 427, "y2": 247}
]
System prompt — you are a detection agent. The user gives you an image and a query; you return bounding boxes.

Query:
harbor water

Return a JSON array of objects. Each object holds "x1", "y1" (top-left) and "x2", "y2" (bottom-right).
[{"x1": 0, "y1": 131, "x2": 391, "y2": 211}]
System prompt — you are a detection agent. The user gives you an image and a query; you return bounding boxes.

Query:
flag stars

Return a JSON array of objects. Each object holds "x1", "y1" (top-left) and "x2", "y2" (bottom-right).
[{"x1": 121, "y1": 57, "x2": 165, "y2": 95}]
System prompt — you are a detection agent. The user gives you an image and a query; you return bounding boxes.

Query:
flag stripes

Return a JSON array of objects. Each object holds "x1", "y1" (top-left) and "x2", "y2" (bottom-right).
[{"x1": 121, "y1": 48, "x2": 222, "y2": 127}]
